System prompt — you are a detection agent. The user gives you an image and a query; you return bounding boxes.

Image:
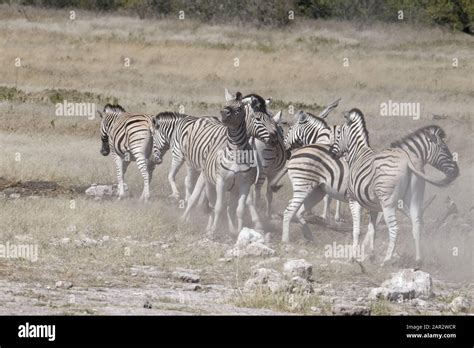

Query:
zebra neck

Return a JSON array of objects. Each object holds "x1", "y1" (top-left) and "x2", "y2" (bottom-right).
[
  {"x1": 348, "y1": 145, "x2": 374, "y2": 166},
  {"x1": 226, "y1": 123, "x2": 249, "y2": 153},
  {"x1": 396, "y1": 139, "x2": 428, "y2": 164}
]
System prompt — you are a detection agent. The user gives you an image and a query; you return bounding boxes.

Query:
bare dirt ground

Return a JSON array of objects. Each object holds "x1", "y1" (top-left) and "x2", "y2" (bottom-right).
[{"x1": 0, "y1": 6, "x2": 472, "y2": 315}]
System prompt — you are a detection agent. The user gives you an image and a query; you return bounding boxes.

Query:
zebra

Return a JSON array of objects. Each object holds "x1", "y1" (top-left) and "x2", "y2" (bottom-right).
[
  {"x1": 98, "y1": 104, "x2": 160, "y2": 202},
  {"x1": 244, "y1": 94, "x2": 287, "y2": 218},
  {"x1": 281, "y1": 144, "x2": 349, "y2": 243},
  {"x1": 271, "y1": 98, "x2": 343, "y2": 222},
  {"x1": 153, "y1": 91, "x2": 279, "y2": 205},
  {"x1": 329, "y1": 108, "x2": 459, "y2": 265},
  {"x1": 182, "y1": 91, "x2": 278, "y2": 236}
]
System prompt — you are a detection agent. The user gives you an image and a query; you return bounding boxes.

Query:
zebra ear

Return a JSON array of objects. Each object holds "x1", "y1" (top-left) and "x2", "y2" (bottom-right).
[
  {"x1": 265, "y1": 97, "x2": 272, "y2": 106},
  {"x1": 236, "y1": 92, "x2": 243, "y2": 101},
  {"x1": 225, "y1": 88, "x2": 233, "y2": 102},
  {"x1": 298, "y1": 111, "x2": 308, "y2": 123},
  {"x1": 273, "y1": 110, "x2": 282, "y2": 123},
  {"x1": 250, "y1": 96, "x2": 258, "y2": 108}
]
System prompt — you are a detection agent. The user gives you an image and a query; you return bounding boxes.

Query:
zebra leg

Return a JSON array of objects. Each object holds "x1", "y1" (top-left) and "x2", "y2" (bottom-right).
[
  {"x1": 409, "y1": 176, "x2": 425, "y2": 266},
  {"x1": 205, "y1": 182, "x2": 216, "y2": 233},
  {"x1": 334, "y1": 200, "x2": 341, "y2": 222},
  {"x1": 246, "y1": 189, "x2": 263, "y2": 232},
  {"x1": 210, "y1": 178, "x2": 226, "y2": 237},
  {"x1": 227, "y1": 188, "x2": 239, "y2": 235},
  {"x1": 282, "y1": 184, "x2": 313, "y2": 243},
  {"x1": 135, "y1": 156, "x2": 151, "y2": 203},
  {"x1": 362, "y1": 211, "x2": 378, "y2": 261},
  {"x1": 168, "y1": 156, "x2": 184, "y2": 200},
  {"x1": 113, "y1": 153, "x2": 128, "y2": 199},
  {"x1": 235, "y1": 184, "x2": 253, "y2": 234},
  {"x1": 298, "y1": 189, "x2": 326, "y2": 242},
  {"x1": 147, "y1": 161, "x2": 156, "y2": 185},
  {"x1": 265, "y1": 174, "x2": 275, "y2": 218},
  {"x1": 185, "y1": 166, "x2": 199, "y2": 203},
  {"x1": 321, "y1": 195, "x2": 331, "y2": 221},
  {"x1": 381, "y1": 205, "x2": 399, "y2": 266},
  {"x1": 348, "y1": 199, "x2": 362, "y2": 260},
  {"x1": 182, "y1": 172, "x2": 205, "y2": 221}
]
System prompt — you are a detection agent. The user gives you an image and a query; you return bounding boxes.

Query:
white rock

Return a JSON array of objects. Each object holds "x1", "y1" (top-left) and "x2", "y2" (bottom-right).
[
  {"x1": 369, "y1": 269, "x2": 433, "y2": 302},
  {"x1": 283, "y1": 259, "x2": 313, "y2": 280},
  {"x1": 236, "y1": 228, "x2": 264, "y2": 248},
  {"x1": 85, "y1": 183, "x2": 128, "y2": 197},
  {"x1": 243, "y1": 268, "x2": 287, "y2": 294},
  {"x1": 55, "y1": 281, "x2": 73, "y2": 289},
  {"x1": 450, "y1": 297, "x2": 470, "y2": 313},
  {"x1": 245, "y1": 242, "x2": 276, "y2": 257}
]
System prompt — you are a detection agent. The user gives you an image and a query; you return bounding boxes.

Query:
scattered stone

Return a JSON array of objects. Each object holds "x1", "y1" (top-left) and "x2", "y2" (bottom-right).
[
  {"x1": 243, "y1": 268, "x2": 287, "y2": 294},
  {"x1": 224, "y1": 228, "x2": 275, "y2": 259},
  {"x1": 449, "y1": 297, "x2": 470, "y2": 313},
  {"x1": 143, "y1": 299, "x2": 152, "y2": 309},
  {"x1": 287, "y1": 276, "x2": 313, "y2": 294},
  {"x1": 298, "y1": 249, "x2": 309, "y2": 257},
  {"x1": 172, "y1": 270, "x2": 200, "y2": 283},
  {"x1": 310, "y1": 306, "x2": 322, "y2": 314},
  {"x1": 369, "y1": 269, "x2": 433, "y2": 301},
  {"x1": 101, "y1": 235, "x2": 110, "y2": 242},
  {"x1": 9, "y1": 193, "x2": 21, "y2": 199},
  {"x1": 245, "y1": 242, "x2": 276, "y2": 257},
  {"x1": 55, "y1": 281, "x2": 73, "y2": 289},
  {"x1": 60, "y1": 238, "x2": 71, "y2": 245},
  {"x1": 236, "y1": 227, "x2": 264, "y2": 248},
  {"x1": 332, "y1": 304, "x2": 371, "y2": 316},
  {"x1": 85, "y1": 183, "x2": 128, "y2": 197},
  {"x1": 184, "y1": 284, "x2": 202, "y2": 291},
  {"x1": 283, "y1": 259, "x2": 313, "y2": 281},
  {"x1": 161, "y1": 243, "x2": 170, "y2": 250},
  {"x1": 410, "y1": 298, "x2": 429, "y2": 308}
]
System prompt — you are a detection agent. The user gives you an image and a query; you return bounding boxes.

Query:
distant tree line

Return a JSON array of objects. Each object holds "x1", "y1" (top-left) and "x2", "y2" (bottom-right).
[{"x1": 3, "y1": 0, "x2": 473, "y2": 33}]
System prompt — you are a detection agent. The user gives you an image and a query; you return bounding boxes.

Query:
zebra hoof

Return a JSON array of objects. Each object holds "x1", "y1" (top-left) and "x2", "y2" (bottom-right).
[
  {"x1": 168, "y1": 193, "x2": 180, "y2": 200},
  {"x1": 415, "y1": 259, "x2": 423, "y2": 269}
]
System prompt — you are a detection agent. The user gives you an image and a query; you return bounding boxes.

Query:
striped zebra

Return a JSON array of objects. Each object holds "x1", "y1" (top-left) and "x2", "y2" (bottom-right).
[
  {"x1": 153, "y1": 92, "x2": 279, "y2": 205},
  {"x1": 329, "y1": 109, "x2": 459, "y2": 265},
  {"x1": 281, "y1": 144, "x2": 349, "y2": 243},
  {"x1": 272, "y1": 98, "x2": 343, "y2": 222},
  {"x1": 182, "y1": 91, "x2": 278, "y2": 236},
  {"x1": 98, "y1": 104, "x2": 160, "y2": 202},
  {"x1": 245, "y1": 94, "x2": 287, "y2": 218}
]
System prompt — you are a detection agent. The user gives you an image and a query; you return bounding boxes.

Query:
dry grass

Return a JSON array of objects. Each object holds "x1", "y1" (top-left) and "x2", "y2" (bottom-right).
[{"x1": 0, "y1": 5, "x2": 472, "y2": 314}]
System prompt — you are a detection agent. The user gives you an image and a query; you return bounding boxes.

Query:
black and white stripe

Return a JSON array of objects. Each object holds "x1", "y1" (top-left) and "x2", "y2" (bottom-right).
[
  {"x1": 330, "y1": 108, "x2": 459, "y2": 265},
  {"x1": 99, "y1": 104, "x2": 159, "y2": 202}
]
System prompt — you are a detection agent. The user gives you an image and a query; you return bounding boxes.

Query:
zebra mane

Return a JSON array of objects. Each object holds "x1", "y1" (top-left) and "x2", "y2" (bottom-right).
[
  {"x1": 243, "y1": 94, "x2": 268, "y2": 114},
  {"x1": 347, "y1": 108, "x2": 370, "y2": 147},
  {"x1": 304, "y1": 112, "x2": 328, "y2": 128},
  {"x1": 391, "y1": 125, "x2": 446, "y2": 148},
  {"x1": 104, "y1": 104, "x2": 126, "y2": 113}
]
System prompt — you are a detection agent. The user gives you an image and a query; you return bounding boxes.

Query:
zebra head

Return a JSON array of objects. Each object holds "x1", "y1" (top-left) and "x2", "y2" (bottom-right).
[
  {"x1": 284, "y1": 110, "x2": 330, "y2": 150},
  {"x1": 423, "y1": 126, "x2": 459, "y2": 181},
  {"x1": 98, "y1": 104, "x2": 126, "y2": 156},
  {"x1": 223, "y1": 90, "x2": 279, "y2": 144},
  {"x1": 330, "y1": 108, "x2": 369, "y2": 161},
  {"x1": 151, "y1": 112, "x2": 184, "y2": 165}
]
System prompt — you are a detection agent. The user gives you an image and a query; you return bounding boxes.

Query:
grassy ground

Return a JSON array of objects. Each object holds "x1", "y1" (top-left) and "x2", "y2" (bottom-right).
[{"x1": 0, "y1": 5, "x2": 472, "y2": 314}]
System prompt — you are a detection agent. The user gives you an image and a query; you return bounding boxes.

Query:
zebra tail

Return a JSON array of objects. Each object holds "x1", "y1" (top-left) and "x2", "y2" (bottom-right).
[{"x1": 269, "y1": 168, "x2": 288, "y2": 192}]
